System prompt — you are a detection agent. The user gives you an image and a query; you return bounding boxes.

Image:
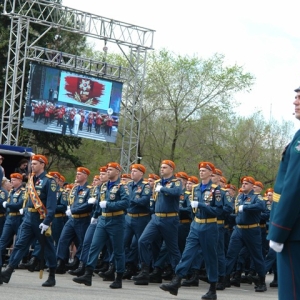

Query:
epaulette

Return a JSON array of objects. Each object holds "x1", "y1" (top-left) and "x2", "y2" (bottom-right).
[
  {"x1": 59, "y1": 187, "x2": 64, "y2": 192},
  {"x1": 263, "y1": 197, "x2": 268, "y2": 201},
  {"x1": 142, "y1": 180, "x2": 149, "y2": 185},
  {"x1": 221, "y1": 188, "x2": 227, "y2": 191},
  {"x1": 192, "y1": 184, "x2": 200, "y2": 189},
  {"x1": 185, "y1": 191, "x2": 191, "y2": 195},
  {"x1": 154, "y1": 179, "x2": 161, "y2": 183},
  {"x1": 171, "y1": 178, "x2": 179, "y2": 182},
  {"x1": 87, "y1": 185, "x2": 93, "y2": 188},
  {"x1": 254, "y1": 192, "x2": 260, "y2": 195},
  {"x1": 211, "y1": 184, "x2": 218, "y2": 188},
  {"x1": 46, "y1": 174, "x2": 53, "y2": 178},
  {"x1": 21, "y1": 187, "x2": 26, "y2": 191}
]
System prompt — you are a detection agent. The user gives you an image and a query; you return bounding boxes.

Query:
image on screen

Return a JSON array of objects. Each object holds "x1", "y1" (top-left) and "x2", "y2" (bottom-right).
[{"x1": 22, "y1": 63, "x2": 123, "y2": 143}]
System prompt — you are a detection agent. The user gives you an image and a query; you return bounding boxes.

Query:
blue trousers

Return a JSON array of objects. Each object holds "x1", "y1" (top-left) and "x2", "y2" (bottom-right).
[
  {"x1": 87, "y1": 215, "x2": 125, "y2": 273},
  {"x1": 226, "y1": 227, "x2": 265, "y2": 277},
  {"x1": 80, "y1": 222, "x2": 97, "y2": 263},
  {"x1": 217, "y1": 225, "x2": 226, "y2": 277},
  {"x1": 176, "y1": 221, "x2": 218, "y2": 282},
  {"x1": 56, "y1": 217, "x2": 90, "y2": 261},
  {"x1": 139, "y1": 215, "x2": 181, "y2": 270},
  {"x1": 8, "y1": 214, "x2": 56, "y2": 268},
  {"x1": 277, "y1": 241, "x2": 300, "y2": 300},
  {"x1": 124, "y1": 214, "x2": 150, "y2": 264}
]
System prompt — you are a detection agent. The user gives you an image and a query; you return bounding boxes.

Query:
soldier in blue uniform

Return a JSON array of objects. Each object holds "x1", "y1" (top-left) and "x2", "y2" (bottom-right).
[
  {"x1": 56, "y1": 167, "x2": 93, "y2": 274},
  {"x1": 133, "y1": 160, "x2": 182, "y2": 286},
  {"x1": 225, "y1": 176, "x2": 266, "y2": 292},
  {"x1": 210, "y1": 168, "x2": 233, "y2": 291},
  {"x1": 0, "y1": 177, "x2": 10, "y2": 239},
  {"x1": 0, "y1": 173, "x2": 25, "y2": 268},
  {"x1": 1, "y1": 154, "x2": 58, "y2": 287},
  {"x1": 160, "y1": 161, "x2": 223, "y2": 300},
  {"x1": 25, "y1": 171, "x2": 68, "y2": 271},
  {"x1": 69, "y1": 168, "x2": 108, "y2": 277},
  {"x1": 123, "y1": 164, "x2": 151, "y2": 280},
  {"x1": 267, "y1": 86, "x2": 300, "y2": 300},
  {"x1": 73, "y1": 162, "x2": 129, "y2": 289}
]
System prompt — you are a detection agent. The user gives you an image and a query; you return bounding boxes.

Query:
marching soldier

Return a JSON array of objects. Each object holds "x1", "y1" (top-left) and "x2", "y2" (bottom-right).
[
  {"x1": 133, "y1": 160, "x2": 182, "y2": 286},
  {"x1": 69, "y1": 168, "x2": 108, "y2": 277},
  {"x1": 73, "y1": 162, "x2": 130, "y2": 289},
  {"x1": 56, "y1": 167, "x2": 93, "y2": 274},
  {"x1": 0, "y1": 173, "x2": 25, "y2": 268},
  {"x1": 225, "y1": 176, "x2": 266, "y2": 292},
  {"x1": 1, "y1": 154, "x2": 58, "y2": 287},
  {"x1": 123, "y1": 164, "x2": 151, "y2": 280},
  {"x1": 160, "y1": 162, "x2": 223, "y2": 299}
]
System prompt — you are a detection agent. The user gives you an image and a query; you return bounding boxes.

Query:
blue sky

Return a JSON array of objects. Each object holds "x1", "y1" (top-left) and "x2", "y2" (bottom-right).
[{"x1": 62, "y1": 0, "x2": 300, "y2": 129}]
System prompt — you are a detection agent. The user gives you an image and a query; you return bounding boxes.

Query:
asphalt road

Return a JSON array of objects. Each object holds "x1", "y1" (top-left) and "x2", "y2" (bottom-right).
[{"x1": 0, "y1": 270, "x2": 278, "y2": 300}]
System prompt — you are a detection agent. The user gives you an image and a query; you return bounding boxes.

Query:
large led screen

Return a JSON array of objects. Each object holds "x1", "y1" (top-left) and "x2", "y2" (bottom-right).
[{"x1": 23, "y1": 63, "x2": 123, "y2": 143}]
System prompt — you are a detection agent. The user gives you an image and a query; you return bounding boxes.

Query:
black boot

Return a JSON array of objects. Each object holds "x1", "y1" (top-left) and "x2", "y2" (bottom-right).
[
  {"x1": 149, "y1": 267, "x2": 163, "y2": 283},
  {"x1": 0, "y1": 272, "x2": 3, "y2": 285},
  {"x1": 133, "y1": 263, "x2": 149, "y2": 285},
  {"x1": 182, "y1": 269, "x2": 199, "y2": 287},
  {"x1": 159, "y1": 274, "x2": 182, "y2": 296},
  {"x1": 110, "y1": 272, "x2": 123, "y2": 289},
  {"x1": 216, "y1": 276, "x2": 226, "y2": 290},
  {"x1": 42, "y1": 268, "x2": 56, "y2": 287},
  {"x1": 95, "y1": 261, "x2": 109, "y2": 274},
  {"x1": 255, "y1": 275, "x2": 267, "y2": 292},
  {"x1": 73, "y1": 266, "x2": 93, "y2": 286},
  {"x1": 56, "y1": 259, "x2": 66, "y2": 274},
  {"x1": 99, "y1": 263, "x2": 115, "y2": 281},
  {"x1": 123, "y1": 263, "x2": 137, "y2": 280},
  {"x1": 270, "y1": 273, "x2": 278, "y2": 287},
  {"x1": 1, "y1": 265, "x2": 14, "y2": 283},
  {"x1": 68, "y1": 261, "x2": 85, "y2": 276},
  {"x1": 230, "y1": 270, "x2": 241, "y2": 287},
  {"x1": 246, "y1": 269, "x2": 257, "y2": 284},
  {"x1": 225, "y1": 274, "x2": 231, "y2": 287},
  {"x1": 27, "y1": 257, "x2": 40, "y2": 272},
  {"x1": 161, "y1": 264, "x2": 173, "y2": 281},
  {"x1": 202, "y1": 282, "x2": 217, "y2": 300},
  {"x1": 65, "y1": 256, "x2": 79, "y2": 271}
]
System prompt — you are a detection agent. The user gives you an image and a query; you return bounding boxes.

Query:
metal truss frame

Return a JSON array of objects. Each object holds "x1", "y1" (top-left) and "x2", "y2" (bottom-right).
[{"x1": 1, "y1": 0, "x2": 154, "y2": 172}]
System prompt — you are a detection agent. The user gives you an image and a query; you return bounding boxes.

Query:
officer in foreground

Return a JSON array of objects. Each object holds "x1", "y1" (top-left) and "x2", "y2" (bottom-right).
[
  {"x1": 1, "y1": 155, "x2": 57, "y2": 287},
  {"x1": 268, "y1": 86, "x2": 300, "y2": 300}
]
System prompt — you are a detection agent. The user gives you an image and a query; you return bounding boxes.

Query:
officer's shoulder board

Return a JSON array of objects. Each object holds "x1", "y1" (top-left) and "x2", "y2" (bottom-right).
[
  {"x1": 185, "y1": 191, "x2": 191, "y2": 195},
  {"x1": 142, "y1": 180, "x2": 149, "y2": 185},
  {"x1": 87, "y1": 185, "x2": 93, "y2": 189},
  {"x1": 211, "y1": 183, "x2": 218, "y2": 189},
  {"x1": 20, "y1": 187, "x2": 26, "y2": 191},
  {"x1": 154, "y1": 179, "x2": 161, "y2": 184},
  {"x1": 46, "y1": 174, "x2": 53, "y2": 179},
  {"x1": 221, "y1": 187, "x2": 227, "y2": 191}
]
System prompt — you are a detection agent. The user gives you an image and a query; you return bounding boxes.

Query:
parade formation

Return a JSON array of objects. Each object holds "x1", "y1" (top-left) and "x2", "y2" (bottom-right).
[{"x1": 0, "y1": 80, "x2": 299, "y2": 300}]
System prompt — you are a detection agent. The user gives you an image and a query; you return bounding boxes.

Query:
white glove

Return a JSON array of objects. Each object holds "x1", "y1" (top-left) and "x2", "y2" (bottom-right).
[
  {"x1": 269, "y1": 240, "x2": 284, "y2": 253},
  {"x1": 19, "y1": 208, "x2": 24, "y2": 215},
  {"x1": 67, "y1": 205, "x2": 70, "y2": 210},
  {"x1": 2, "y1": 201, "x2": 7, "y2": 208},
  {"x1": 66, "y1": 209, "x2": 72, "y2": 217},
  {"x1": 100, "y1": 201, "x2": 107, "y2": 208},
  {"x1": 91, "y1": 217, "x2": 98, "y2": 224},
  {"x1": 155, "y1": 185, "x2": 162, "y2": 192},
  {"x1": 39, "y1": 223, "x2": 49, "y2": 234},
  {"x1": 191, "y1": 201, "x2": 198, "y2": 208},
  {"x1": 238, "y1": 205, "x2": 244, "y2": 212},
  {"x1": 88, "y1": 197, "x2": 96, "y2": 204}
]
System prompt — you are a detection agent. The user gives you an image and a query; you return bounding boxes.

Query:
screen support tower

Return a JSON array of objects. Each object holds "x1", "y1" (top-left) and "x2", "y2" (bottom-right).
[{"x1": 1, "y1": 0, "x2": 154, "y2": 172}]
